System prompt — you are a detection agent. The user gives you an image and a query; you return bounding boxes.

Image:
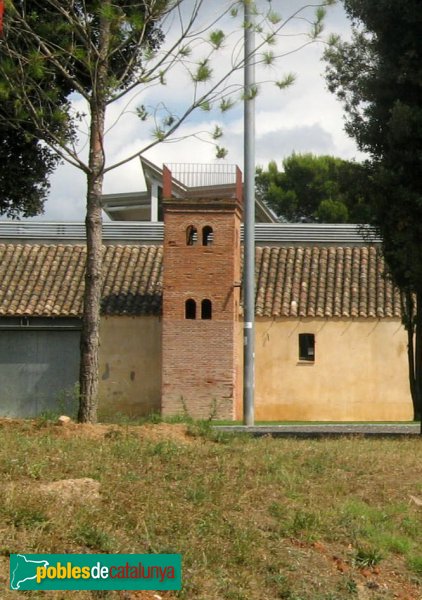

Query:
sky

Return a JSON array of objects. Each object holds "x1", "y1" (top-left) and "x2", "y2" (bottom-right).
[{"x1": 20, "y1": 1, "x2": 361, "y2": 222}]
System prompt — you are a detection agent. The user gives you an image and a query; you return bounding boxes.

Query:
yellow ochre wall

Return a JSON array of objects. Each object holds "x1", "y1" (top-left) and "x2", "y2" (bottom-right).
[
  {"x1": 95, "y1": 315, "x2": 412, "y2": 422},
  {"x1": 254, "y1": 317, "x2": 413, "y2": 422},
  {"x1": 98, "y1": 316, "x2": 162, "y2": 419}
]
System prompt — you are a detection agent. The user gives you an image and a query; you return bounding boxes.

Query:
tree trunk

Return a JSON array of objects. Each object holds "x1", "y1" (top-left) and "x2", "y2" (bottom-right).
[
  {"x1": 403, "y1": 290, "x2": 417, "y2": 418},
  {"x1": 77, "y1": 104, "x2": 106, "y2": 423},
  {"x1": 77, "y1": 3, "x2": 110, "y2": 423},
  {"x1": 415, "y1": 290, "x2": 422, "y2": 432}
]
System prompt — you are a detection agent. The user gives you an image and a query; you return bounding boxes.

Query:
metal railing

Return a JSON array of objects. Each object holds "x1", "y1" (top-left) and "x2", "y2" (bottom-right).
[
  {"x1": 163, "y1": 163, "x2": 243, "y2": 201},
  {"x1": 164, "y1": 163, "x2": 238, "y2": 188}
]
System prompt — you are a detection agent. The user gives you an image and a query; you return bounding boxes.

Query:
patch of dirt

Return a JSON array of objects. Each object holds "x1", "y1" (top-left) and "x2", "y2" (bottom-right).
[
  {"x1": 0, "y1": 417, "x2": 193, "y2": 445},
  {"x1": 59, "y1": 421, "x2": 193, "y2": 444},
  {"x1": 3, "y1": 478, "x2": 101, "y2": 512},
  {"x1": 137, "y1": 422, "x2": 193, "y2": 444},
  {"x1": 38, "y1": 477, "x2": 101, "y2": 502},
  {"x1": 290, "y1": 538, "x2": 421, "y2": 600},
  {"x1": 120, "y1": 593, "x2": 176, "y2": 600}
]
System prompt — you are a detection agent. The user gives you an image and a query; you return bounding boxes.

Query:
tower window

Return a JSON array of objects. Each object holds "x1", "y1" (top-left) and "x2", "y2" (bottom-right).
[
  {"x1": 202, "y1": 226, "x2": 213, "y2": 246},
  {"x1": 201, "y1": 299, "x2": 212, "y2": 320},
  {"x1": 299, "y1": 333, "x2": 315, "y2": 362},
  {"x1": 185, "y1": 299, "x2": 196, "y2": 319},
  {"x1": 186, "y1": 225, "x2": 197, "y2": 246}
]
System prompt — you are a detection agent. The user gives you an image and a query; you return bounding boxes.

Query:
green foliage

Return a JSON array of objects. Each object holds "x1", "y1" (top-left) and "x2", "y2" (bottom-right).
[
  {"x1": 152, "y1": 126, "x2": 166, "y2": 141},
  {"x1": 209, "y1": 29, "x2": 225, "y2": 49},
  {"x1": 256, "y1": 153, "x2": 373, "y2": 223},
  {"x1": 199, "y1": 100, "x2": 211, "y2": 111},
  {"x1": 242, "y1": 84, "x2": 259, "y2": 101},
  {"x1": 0, "y1": 117, "x2": 58, "y2": 218},
  {"x1": 186, "y1": 419, "x2": 232, "y2": 443},
  {"x1": 310, "y1": 7, "x2": 326, "y2": 39},
  {"x1": 178, "y1": 44, "x2": 191, "y2": 58},
  {"x1": 2, "y1": 1, "x2": 164, "y2": 115},
  {"x1": 219, "y1": 97, "x2": 235, "y2": 112},
  {"x1": 73, "y1": 523, "x2": 114, "y2": 552},
  {"x1": 192, "y1": 59, "x2": 212, "y2": 83},
  {"x1": 135, "y1": 104, "x2": 149, "y2": 121},
  {"x1": 408, "y1": 555, "x2": 422, "y2": 576},
  {"x1": 267, "y1": 10, "x2": 282, "y2": 26},
  {"x1": 215, "y1": 146, "x2": 228, "y2": 159},
  {"x1": 0, "y1": 0, "x2": 77, "y2": 217},
  {"x1": 275, "y1": 73, "x2": 296, "y2": 89},
  {"x1": 6, "y1": 505, "x2": 48, "y2": 529},
  {"x1": 316, "y1": 199, "x2": 349, "y2": 223},
  {"x1": 354, "y1": 546, "x2": 383, "y2": 568},
  {"x1": 324, "y1": 0, "x2": 422, "y2": 418},
  {"x1": 324, "y1": 0, "x2": 422, "y2": 280},
  {"x1": 212, "y1": 125, "x2": 223, "y2": 140},
  {"x1": 262, "y1": 50, "x2": 275, "y2": 66}
]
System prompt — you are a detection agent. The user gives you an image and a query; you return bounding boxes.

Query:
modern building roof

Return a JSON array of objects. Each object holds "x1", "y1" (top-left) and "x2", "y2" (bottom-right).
[
  {"x1": 0, "y1": 221, "x2": 381, "y2": 246},
  {"x1": 0, "y1": 243, "x2": 400, "y2": 319},
  {"x1": 101, "y1": 156, "x2": 280, "y2": 223}
]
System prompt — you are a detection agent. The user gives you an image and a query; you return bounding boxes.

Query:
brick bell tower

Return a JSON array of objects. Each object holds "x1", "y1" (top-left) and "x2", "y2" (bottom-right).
[{"x1": 161, "y1": 164, "x2": 243, "y2": 420}]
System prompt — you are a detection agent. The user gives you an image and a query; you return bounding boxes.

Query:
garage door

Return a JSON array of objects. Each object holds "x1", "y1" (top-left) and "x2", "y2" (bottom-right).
[{"x1": 0, "y1": 320, "x2": 80, "y2": 418}]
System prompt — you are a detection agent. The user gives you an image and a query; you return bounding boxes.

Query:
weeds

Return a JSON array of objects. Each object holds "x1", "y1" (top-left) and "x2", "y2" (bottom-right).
[
  {"x1": 408, "y1": 555, "x2": 422, "y2": 575},
  {"x1": 353, "y1": 545, "x2": 384, "y2": 568},
  {"x1": 73, "y1": 524, "x2": 114, "y2": 552},
  {"x1": 5, "y1": 506, "x2": 48, "y2": 529}
]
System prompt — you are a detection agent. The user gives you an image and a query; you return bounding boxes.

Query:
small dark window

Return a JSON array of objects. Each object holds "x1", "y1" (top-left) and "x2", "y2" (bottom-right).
[
  {"x1": 185, "y1": 299, "x2": 196, "y2": 319},
  {"x1": 157, "y1": 186, "x2": 164, "y2": 222},
  {"x1": 186, "y1": 225, "x2": 197, "y2": 246},
  {"x1": 201, "y1": 299, "x2": 212, "y2": 320},
  {"x1": 299, "y1": 333, "x2": 315, "y2": 362},
  {"x1": 202, "y1": 226, "x2": 213, "y2": 246}
]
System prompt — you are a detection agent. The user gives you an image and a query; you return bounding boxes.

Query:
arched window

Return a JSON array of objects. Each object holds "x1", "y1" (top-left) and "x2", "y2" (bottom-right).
[
  {"x1": 185, "y1": 299, "x2": 196, "y2": 319},
  {"x1": 186, "y1": 225, "x2": 197, "y2": 246},
  {"x1": 201, "y1": 299, "x2": 212, "y2": 320},
  {"x1": 202, "y1": 226, "x2": 213, "y2": 246}
]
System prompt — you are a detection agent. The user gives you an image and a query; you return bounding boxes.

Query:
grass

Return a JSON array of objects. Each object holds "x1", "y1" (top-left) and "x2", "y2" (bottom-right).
[
  {"x1": 99, "y1": 411, "x2": 421, "y2": 427},
  {"x1": 0, "y1": 419, "x2": 421, "y2": 599}
]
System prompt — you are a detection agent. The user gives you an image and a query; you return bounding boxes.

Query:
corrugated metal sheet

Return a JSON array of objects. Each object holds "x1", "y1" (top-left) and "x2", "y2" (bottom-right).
[
  {"x1": 254, "y1": 224, "x2": 381, "y2": 244},
  {"x1": 0, "y1": 221, "x2": 381, "y2": 245},
  {"x1": 0, "y1": 222, "x2": 165, "y2": 243}
]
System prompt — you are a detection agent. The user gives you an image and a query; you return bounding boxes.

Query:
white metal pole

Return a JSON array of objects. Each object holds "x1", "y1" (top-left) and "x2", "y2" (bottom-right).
[{"x1": 243, "y1": 0, "x2": 255, "y2": 426}]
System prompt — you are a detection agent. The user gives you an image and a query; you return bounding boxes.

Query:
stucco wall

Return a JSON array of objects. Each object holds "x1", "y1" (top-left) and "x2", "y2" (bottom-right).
[
  {"x1": 254, "y1": 317, "x2": 413, "y2": 422},
  {"x1": 96, "y1": 315, "x2": 412, "y2": 422},
  {"x1": 98, "y1": 316, "x2": 162, "y2": 419}
]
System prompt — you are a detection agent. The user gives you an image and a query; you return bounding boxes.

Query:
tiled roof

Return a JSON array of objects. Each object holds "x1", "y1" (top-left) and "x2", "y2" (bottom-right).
[
  {"x1": 255, "y1": 246, "x2": 402, "y2": 318},
  {"x1": 0, "y1": 244, "x2": 162, "y2": 317},
  {"x1": 0, "y1": 244, "x2": 401, "y2": 319}
]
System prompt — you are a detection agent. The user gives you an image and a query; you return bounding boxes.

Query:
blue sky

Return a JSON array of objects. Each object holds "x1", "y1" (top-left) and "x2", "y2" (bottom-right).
[{"x1": 25, "y1": 1, "x2": 361, "y2": 221}]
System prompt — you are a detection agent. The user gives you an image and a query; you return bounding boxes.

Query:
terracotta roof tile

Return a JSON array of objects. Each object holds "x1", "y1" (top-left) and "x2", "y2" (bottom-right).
[
  {"x1": 254, "y1": 245, "x2": 402, "y2": 318},
  {"x1": 0, "y1": 243, "x2": 402, "y2": 319},
  {"x1": 0, "y1": 244, "x2": 163, "y2": 317}
]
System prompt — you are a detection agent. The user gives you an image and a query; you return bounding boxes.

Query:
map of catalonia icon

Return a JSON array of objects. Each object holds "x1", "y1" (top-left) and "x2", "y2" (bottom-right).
[{"x1": 10, "y1": 554, "x2": 50, "y2": 590}]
